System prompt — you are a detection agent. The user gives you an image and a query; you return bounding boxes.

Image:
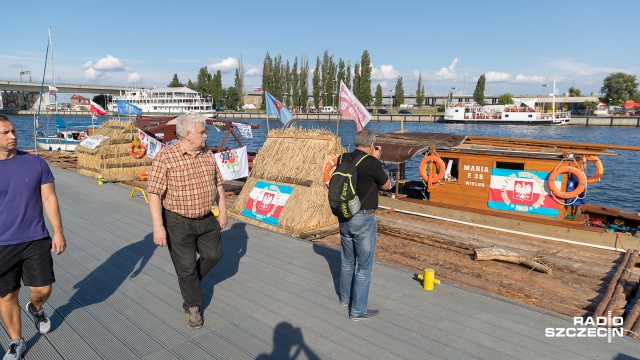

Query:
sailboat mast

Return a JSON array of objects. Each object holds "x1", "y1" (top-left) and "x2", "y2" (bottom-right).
[
  {"x1": 552, "y1": 78, "x2": 556, "y2": 119},
  {"x1": 35, "y1": 28, "x2": 52, "y2": 153},
  {"x1": 49, "y1": 27, "x2": 57, "y2": 109}
]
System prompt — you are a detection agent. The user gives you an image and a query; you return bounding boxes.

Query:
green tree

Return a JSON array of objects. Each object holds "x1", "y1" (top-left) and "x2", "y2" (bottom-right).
[
  {"x1": 353, "y1": 63, "x2": 361, "y2": 102},
  {"x1": 211, "y1": 70, "x2": 223, "y2": 108},
  {"x1": 312, "y1": 56, "x2": 321, "y2": 110},
  {"x1": 359, "y1": 50, "x2": 372, "y2": 105},
  {"x1": 291, "y1": 58, "x2": 299, "y2": 110},
  {"x1": 498, "y1": 93, "x2": 514, "y2": 105},
  {"x1": 600, "y1": 72, "x2": 639, "y2": 105},
  {"x1": 473, "y1": 74, "x2": 486, "y2": 105},
  {"x1": 261, "y1": 52, "x2": 273, "y2": 108},
  {"x1": 168, "y1": 74, "x2": 183, "y2": 87},
  {"x1": 415, "y1": 74, "x2": 425, "y2": 109},
  {"x1": 345, "y1": 61, "x2": 351, "y2": 90},
  {"x1": 568, "y1": 87, "x2": 582, "y2": 97},
  {"x1": 284, "y1": 60, "x2": 292, "y2": 106},
  {"x1": 225, "y1": 86, "x2": 239, "y2": 109},
  {"x1": 337, "y1": 59, "x2": 346, "y2": 90},
  {"x1": 195, "y1": 66, "x2": 211, "y2": 96},
  {"x1": 235, "y1": 57, "x2": 244, "y2": 108},
  {"x1": 186, "y1": 79, "x2": 195, "y2": 91},
  {"x1": 299, "y1": 56, "x2": 309, "y2": 109},
  {"x1": 394, "y1": 77, "x2": 405, "y2": 109},
  {"x1": 374, "y1": 84, "x2": 383, "y2": 107}
]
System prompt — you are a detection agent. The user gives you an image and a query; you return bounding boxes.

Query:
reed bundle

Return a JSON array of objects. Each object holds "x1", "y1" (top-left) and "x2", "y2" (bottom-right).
[
  {"x1": 231, "y1": 127, "x2": 344, "y2": 236},
  {"x1": 76, "y1": 119, "x2": 152, "y2": 180}
]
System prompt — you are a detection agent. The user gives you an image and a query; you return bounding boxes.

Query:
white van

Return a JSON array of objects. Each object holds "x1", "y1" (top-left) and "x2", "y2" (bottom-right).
[{"x1": 321, "y1": 106, "x2": 335, "y2": 113}]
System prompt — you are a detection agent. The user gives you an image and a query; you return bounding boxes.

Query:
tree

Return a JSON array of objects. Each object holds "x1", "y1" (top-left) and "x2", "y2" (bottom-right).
[
  {"x1": 261, "y1": 52, "x2": 273, "y2": 108},
  {"x1": 353, "y1": 63, "x2": 361, "y2": 102},
  {"x1": 498, "y1": 93, "x2": 514, "y2": 105},
  {"x1": 600, "y1": 72, "x2": 639, "y2": 106},
  {"x1": 473, "y1": 74, "x2": 486, "y2": 105},
  {"x1": 186, "y1": 79, "x2": 195, "y2": 90},
  {"x1": 374, "y1": 84, "x2": 383, "y2": 107},
  {"x1": 168, "y1": 74, "x2": 183, "y2": 87},
  {"x1": 359, "y1": 50, "x2": 372, "y2": 105},
  {"x1": 299, "y1": 56, "x2": 309, "y2": 109},
  {"x1": 415, "y1": 74, "x2": 425, "y2": 109},
  {"x1": 235, "y1": 56, "x2": 244, "y2": 107},
  {"x1": 195, "y1": 66, "x2": 211, "y2": 96},
  {"x1": 345, "y1": 61, "x2": 351, "y2": 90},
  {"x1": 394, "y1": 77, "x2": 405, "y2": 108},
  {"x1": 211, "y1": 70, "x2": 223, "y2": 108},
  {"x1": 312, "y1": 56, "x2": 321, "y2": 110},
  {"x1": 225, "y1": 86, "x2": 239, "y2": 109},
  {"x1": 583, "y1": 100, "x2": 598, "y2": 115},
  {"x1": 568, "y1": 87, "x2": 582, "y2": 97},
  {"x1": 291, "y1": 58, "x2": 299, "y2": 110}
]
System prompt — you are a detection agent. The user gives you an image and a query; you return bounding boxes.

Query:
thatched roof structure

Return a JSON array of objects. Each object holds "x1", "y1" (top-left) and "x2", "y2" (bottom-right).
[
  {"x1": 76, "y1": 119, "x2": 152, "y2": 181},
  {"x1": 231, "y1": 127, "x2": 344, "y2": 236}
]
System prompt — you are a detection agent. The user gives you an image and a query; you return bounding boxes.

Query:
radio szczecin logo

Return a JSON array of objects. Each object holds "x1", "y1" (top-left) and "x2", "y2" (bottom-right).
[{"x1": 545, "y1": 312, "x2": 624, "y2": 343}]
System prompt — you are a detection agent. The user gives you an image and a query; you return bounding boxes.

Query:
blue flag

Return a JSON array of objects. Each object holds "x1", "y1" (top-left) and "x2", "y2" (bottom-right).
[
  {"x1": 264, "y1": 91, "x2": 293, "y2": 124},
  {"x1": 117, "y1": 100, "x2": 142, "y2": 115}
]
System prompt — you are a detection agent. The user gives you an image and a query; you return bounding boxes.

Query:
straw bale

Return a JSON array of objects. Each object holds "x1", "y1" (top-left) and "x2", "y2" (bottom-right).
[
  {"x1": 231, "y1": 127, "x2": 345, "y2": 236},
  {"x1": 76, "y1": 119, "x2": 151, "y2": 180}
]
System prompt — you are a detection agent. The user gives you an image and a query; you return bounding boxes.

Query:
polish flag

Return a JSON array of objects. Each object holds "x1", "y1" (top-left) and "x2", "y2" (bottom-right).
[{"x1": 90, "y1": 100, "x2": 107, "y2": 116}]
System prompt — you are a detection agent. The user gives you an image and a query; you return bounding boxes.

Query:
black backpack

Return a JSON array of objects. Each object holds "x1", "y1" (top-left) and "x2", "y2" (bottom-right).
[{"x1": 328, "y1": 153, "x2": 370, "y2": 219}]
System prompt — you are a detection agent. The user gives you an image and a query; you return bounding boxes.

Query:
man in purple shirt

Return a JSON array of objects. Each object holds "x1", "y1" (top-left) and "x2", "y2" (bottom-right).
[{"x1": 0, "y1": 115, "x2": 66, "y2": 360}]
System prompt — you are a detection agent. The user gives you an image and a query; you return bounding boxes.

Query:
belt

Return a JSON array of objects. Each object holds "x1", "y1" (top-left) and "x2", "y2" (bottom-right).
[
  {"x1": 356, "y1": 209, "x2": 376, "y2": 214},
  {"x1": 164, "y1": 209, "x2": 213, "y2": 220}
]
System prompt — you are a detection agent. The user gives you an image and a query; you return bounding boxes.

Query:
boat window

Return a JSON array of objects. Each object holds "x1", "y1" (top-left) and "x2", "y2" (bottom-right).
[
  {"x1": 496, "y1": 161, "x2": 524, "y2": 170},
  {"x1": 441, "y1": 157, "x2": 459, "y2": 182}
]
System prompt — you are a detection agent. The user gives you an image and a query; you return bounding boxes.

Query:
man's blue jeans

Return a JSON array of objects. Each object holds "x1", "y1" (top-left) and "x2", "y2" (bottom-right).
[{"x1": 338, "y1": 213, "x2": 377, "y2": 317}]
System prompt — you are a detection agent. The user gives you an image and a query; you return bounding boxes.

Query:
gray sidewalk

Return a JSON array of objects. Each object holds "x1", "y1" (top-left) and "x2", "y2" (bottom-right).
[{"x1": 1, "y1": 166, "x2": 638, "y2": 359}]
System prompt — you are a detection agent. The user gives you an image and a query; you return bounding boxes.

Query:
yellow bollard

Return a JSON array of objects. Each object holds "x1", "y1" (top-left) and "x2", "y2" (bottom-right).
[
  {"x1": 416, "y1": 268, "x2": 440, "y2": 291},
  {"x1": 97, "y1": 174, "x2": 105, "y2": 185}
]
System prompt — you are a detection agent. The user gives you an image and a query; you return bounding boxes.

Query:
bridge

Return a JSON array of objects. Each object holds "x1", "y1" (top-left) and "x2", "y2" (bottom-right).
[{"x1": 0, "y1": 80, "x2": 127, "y2": 95}]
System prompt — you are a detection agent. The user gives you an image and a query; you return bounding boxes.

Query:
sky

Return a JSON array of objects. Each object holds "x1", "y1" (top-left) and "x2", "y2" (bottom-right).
[{"x1": 2, "y1": 0, "x2": 638, "y2": 99}]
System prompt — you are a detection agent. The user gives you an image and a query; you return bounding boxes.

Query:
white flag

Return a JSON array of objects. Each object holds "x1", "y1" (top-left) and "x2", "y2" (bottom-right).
[
  {"x1": 338, "y1": 80, "x2": 371, "y2": 132},
  {"x1": 233, "y1": 122, "x2": 253, "y2": 138},
  {"x1": 214, "y1": 146, "x2": 249, "y2": 181}
]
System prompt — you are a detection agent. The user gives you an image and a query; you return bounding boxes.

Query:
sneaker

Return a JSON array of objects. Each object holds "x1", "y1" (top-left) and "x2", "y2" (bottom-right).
[
  {"x1": 3, "y1": 339, "x2": 26, "y2": 360},
  {"x1": 25, "y1": 302, "x2": 50, "y2": 334},
  {"x1": 185, "y1": 307, "x2": 203, "y2": 329},
  {"x1": 349, "y1": 309, "x2": 379, "y2": 321},
  {"x1": 339, "y1": 301, "x2": 349, "y2": 307}
]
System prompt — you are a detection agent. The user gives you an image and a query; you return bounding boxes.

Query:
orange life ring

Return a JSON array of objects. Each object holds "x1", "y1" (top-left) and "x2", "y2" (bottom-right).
[
  {"x1": 323, "y1": 157, "x2": 339, "y2": 188},
  {"x1": 584, "y1": 156, "x2": 604, "y2": 183},
  {"x1": 129, "y1": 142, "x2": 146, "y2": 159},
  {"x1": 78, "y1": 133, "x2": 87, "y2": 141},
  {"x1": 419, "y1": 155, "x2": 446, "y2": 184},
  {"x1": 548, "y1": 165, "x2": 587, "y2": 199},
  {"x1": 137, "y1": 171, "x2": 149, "y2": 180}
]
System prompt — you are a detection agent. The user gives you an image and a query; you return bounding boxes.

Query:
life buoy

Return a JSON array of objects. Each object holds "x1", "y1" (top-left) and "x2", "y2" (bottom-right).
[
  {"x1": 78, "y1": 133, "x2": 87, "y2": 141},
  {"x1": 323, "y1": 157, "x2": 339, "y2": 188},
  {"x1": 137, "y1": 171, "x2": 149, "y2": 180},
  {"x1": 128, "y1": 142, "x2": 146, "y2": 159},
  {"x1": 67, "y1": 133, "x2": 73, "y2": 140},
  {"x1": 584, "y1": 156, "x2": 604, "y2": 183},
  {"x1": 548, "y1": 165, "x2": 587, "y2": 199},
  {"x1": 419, "y1": 155, "x2": 446, "y2": 184}
]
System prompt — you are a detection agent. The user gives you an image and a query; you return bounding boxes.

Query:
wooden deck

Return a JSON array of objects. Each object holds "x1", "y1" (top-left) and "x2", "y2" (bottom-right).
[{"x1": 2, "y1": 166, "x2": 639, "y2": 359}]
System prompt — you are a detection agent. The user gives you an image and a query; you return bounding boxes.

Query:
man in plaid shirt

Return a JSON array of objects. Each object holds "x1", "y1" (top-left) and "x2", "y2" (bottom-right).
[{"x1": 147, "y1": 113, "x2": 228, "y2": 329}]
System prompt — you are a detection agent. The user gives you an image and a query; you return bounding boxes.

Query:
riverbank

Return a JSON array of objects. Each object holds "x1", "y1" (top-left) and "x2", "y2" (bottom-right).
[{"x1": 5, "y1": 109, "x2": 640, "y2": 126}]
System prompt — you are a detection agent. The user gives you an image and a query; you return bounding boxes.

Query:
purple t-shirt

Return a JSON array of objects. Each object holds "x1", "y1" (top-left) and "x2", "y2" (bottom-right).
[{"x1": 0, "y1": 151, "x2": 55, "y2": 245}]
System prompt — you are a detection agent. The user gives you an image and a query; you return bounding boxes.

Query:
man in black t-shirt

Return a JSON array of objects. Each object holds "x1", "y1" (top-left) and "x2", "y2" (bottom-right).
[{"x1": 338, "y1": 129, "x2": 390, "y2": 321}]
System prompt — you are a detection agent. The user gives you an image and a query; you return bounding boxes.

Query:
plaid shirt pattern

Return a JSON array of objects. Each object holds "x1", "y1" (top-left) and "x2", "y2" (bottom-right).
[{"x1": 147, "y1": 142, "x2": 222, "y2": 218}]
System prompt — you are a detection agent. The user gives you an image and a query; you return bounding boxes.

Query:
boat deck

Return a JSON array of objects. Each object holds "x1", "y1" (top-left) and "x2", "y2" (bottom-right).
[{"x1": 1, "y1": 167, "x2": 638, "y2": 359}]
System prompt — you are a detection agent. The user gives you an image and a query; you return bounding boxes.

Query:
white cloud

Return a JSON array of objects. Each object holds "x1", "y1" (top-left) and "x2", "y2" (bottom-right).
[
  {"x1": 485, "y1": 71, "x2": 512, "y2": 82},
  {"x1": 127, "y1": 72, "x2": 142, "y2": 83},
  {"x1": 245, "y1": 67, "x2": 261, "y2": 76},
  {"x1": 514, "y1": 74, "x2": 545, "y2": 83},
  {"x1": 84, "y1": 68, "x2": 104, "y2": 81},
  {"x1": 91, "y1": 55, "x2": 125, "y2": 71},
  {"x1": 209, "y1": 57, "x2": 239, "y2": 72},
  {"x1": 435, "y1": 58, "x2": 459, "y2": 80},
  {"x1": 371, "y1": 64, "x2": 399, "y2": 80}
]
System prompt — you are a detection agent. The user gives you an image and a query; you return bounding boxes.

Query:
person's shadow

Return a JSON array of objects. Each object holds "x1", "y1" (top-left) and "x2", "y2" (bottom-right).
[
  {"x1": 256, "y1": 322, "x2": 321, "y2": 360},
  {"x1": 200, "y1": 222, "x2": 248, "y2": 310},
  {"x1": 53, "y1": 235, "x2": 156, "y2": 329},
  {"x1": 313, "y1": 242, "x2": 342, "y2": 298}
]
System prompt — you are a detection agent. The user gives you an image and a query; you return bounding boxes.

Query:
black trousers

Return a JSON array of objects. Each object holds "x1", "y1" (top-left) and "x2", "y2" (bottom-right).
[{"x1": 163, "y1": 209, "x2": 223, "y2": 311}]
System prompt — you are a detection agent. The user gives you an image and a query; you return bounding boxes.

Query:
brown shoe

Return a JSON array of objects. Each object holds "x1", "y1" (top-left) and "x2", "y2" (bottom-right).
[{"x1": 185, "y1": 307, "x2": 203, "y2": 329}]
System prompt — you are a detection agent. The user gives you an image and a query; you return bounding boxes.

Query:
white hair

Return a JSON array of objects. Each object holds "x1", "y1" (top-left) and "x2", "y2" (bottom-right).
[{"x1": 175, "y1": 113, "x2": 207, "y2": 139}]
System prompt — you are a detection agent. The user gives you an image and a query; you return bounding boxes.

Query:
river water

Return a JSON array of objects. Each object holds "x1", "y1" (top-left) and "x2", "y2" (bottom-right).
[{"x1": 9, "y1": 114, "x2": 640, "y2": 212}]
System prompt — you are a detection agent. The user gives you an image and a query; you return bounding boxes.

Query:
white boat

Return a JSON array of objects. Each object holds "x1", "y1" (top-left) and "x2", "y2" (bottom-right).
[
  {"x1": 443, "y1": 98, "x2": 570, "y2": 125},
  {"x1": 36, "y1": 128, "x2": 87, "y2": 151},
  {"x1": 108, "y1": 87, "x2": 216, "y2": 116}
]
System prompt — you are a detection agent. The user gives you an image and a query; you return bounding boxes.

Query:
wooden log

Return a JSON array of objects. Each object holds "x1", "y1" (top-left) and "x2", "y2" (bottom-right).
[
  {"x1": 473, "y1": 247, "x2": 552, "y2": 274},
  {"x1": 605, "y1": 250, "x2": 638, "y2": 316},
  {"x1": 593, "y1": 250, "x2": 633, "y2": 318}
]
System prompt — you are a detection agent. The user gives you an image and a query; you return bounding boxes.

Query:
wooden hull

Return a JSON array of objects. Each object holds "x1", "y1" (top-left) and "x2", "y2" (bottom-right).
[{"x1": 379, "y1": 196, "x2": 640, "y2": 251}]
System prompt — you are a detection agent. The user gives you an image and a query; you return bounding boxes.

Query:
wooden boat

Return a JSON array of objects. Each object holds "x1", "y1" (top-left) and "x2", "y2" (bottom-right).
[{"x1": 374, "y1": 132, "x2": 640, "y2": 250}]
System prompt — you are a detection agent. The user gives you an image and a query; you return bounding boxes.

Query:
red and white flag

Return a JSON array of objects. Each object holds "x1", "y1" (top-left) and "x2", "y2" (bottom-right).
[
  {"x1": 90, "y1": 100, "x2": 107, "y2": 116},
  {"x1": 338, "y1": 80, "x2": 371, "y2": 132}
]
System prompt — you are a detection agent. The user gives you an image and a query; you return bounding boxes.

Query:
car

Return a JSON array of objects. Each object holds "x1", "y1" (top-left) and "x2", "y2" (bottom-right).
[
  {"x1": 376, "y1": 108, "x2": 390, "y2": 114},
  {"x1": 320, "y1": 106, "x2": 336, "y2": 113},
  {"x1": 399, "y1": 109, "x2": 412, "y2": 114}
]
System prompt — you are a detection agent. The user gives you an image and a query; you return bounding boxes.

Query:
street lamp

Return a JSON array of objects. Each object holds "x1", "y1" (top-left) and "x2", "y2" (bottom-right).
[{"x1": 542, "y1": 84, "x2": 548, "y2": 113}]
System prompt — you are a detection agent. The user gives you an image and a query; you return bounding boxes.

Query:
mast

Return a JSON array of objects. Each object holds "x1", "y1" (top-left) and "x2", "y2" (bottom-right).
[
  {"x1": 552, "y1": 78, "x2": 556, "y2": 119},
  {"x1": 35, "y1": 28, "x2": 52, "y2": 153}
]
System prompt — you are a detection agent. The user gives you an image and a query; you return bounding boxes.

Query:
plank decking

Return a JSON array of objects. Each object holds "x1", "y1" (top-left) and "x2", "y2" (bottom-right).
[{"x1": 1, "y1": 166, "x2": 639, "y2": 359}]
